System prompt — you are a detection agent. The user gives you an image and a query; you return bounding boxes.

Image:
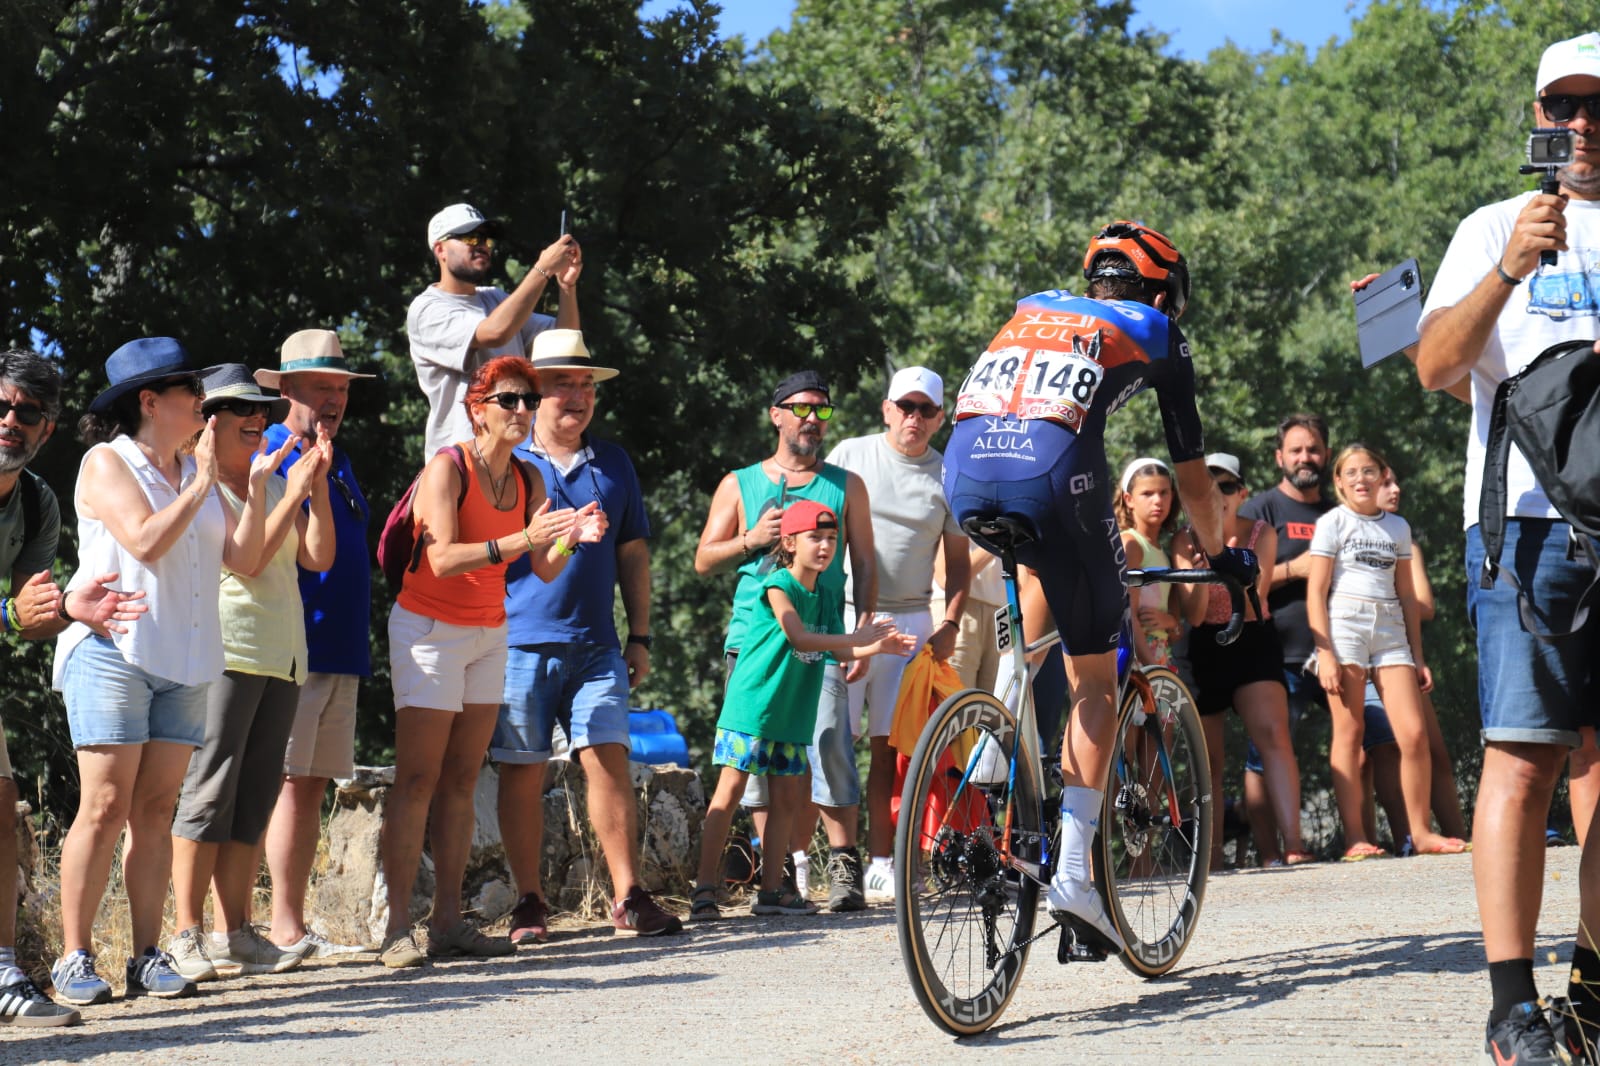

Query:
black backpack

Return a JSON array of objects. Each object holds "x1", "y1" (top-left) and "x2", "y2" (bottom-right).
[{"x1": 1480, "y1": 338, "x2": 1600, "y2": 639}]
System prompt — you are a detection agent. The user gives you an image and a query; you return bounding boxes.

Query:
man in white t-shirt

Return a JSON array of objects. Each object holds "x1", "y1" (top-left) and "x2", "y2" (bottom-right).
[
  {"x1": 1416, "y1": 32, "x2": 1600, "y2": 1065},
  {"x1": 826, "y1": 366, "x2": 970, "y2": 900},
  {"x1": 407, "y1": 203, "x2": 582, "y2": 456}
]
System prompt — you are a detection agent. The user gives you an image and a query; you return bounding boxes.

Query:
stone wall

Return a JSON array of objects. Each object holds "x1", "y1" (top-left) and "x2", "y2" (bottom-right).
[{"x1": 308, "y1": 760, "x2": 704, "y2": 944}]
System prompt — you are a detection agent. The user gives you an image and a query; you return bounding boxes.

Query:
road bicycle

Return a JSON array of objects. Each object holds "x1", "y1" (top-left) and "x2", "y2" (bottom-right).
[{"x1": 893, "y1": 513, "x2": 1250, "y2": 1036}]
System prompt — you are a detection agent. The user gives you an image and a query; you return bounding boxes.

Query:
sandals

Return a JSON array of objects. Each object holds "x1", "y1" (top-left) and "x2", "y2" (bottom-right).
[
  {"x1": 750, "y1": 888, "x2": 819, "y2": 916},
  {"x1": 1284, "y1": 850, "x2": 1317, "y2": 866},
  {"x1": 689, "y1": 884, "x2": 721, "y2": 921},
  {"x1": 1340, "y1": 842, "x2": 1389, "y2": 862},
  {"x1": 1414, "y1": 836, "x2": 1470, "y2": 856}
]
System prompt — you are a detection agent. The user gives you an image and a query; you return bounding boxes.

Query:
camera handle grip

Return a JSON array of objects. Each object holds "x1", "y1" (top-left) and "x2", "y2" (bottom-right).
[{"x1": 1542, "y1": 171, "x2": 1562, "y2": 266}]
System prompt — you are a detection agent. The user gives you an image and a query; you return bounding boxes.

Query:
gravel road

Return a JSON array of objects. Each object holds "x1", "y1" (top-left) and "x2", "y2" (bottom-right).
[{"x1": 8, "y1": 847, "x2": 1584, "y2": 1064}]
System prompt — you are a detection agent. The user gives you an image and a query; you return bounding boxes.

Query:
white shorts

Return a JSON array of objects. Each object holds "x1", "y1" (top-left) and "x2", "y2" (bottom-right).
[
  {"x1": 845, "y1": 607, "x2": 934, "y2": 738},
  {"x1": 1329, "y1": 595, "x2": 1413, "y2": 672},
  {"x1": 387, "y1": 603, "x2": 508, "y2": 712}
]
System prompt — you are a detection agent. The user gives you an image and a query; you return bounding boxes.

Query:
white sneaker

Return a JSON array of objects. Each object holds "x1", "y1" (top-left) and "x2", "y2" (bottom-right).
[
  {"x1": 209, "y1": 927, "x2": 304, "y2": 976},
  {"x1": 278, "y1": 929, "x2": 368, "y2": 959},
  {"x1": 1046, "y1": 876, "x2": 1125, "y2": 955},
  {"x1": 863, "y1": 860, "x2": 897, "y2": 901},
  {"x1": 165, "y1": 927, "x2": 217, "y2": 983}
]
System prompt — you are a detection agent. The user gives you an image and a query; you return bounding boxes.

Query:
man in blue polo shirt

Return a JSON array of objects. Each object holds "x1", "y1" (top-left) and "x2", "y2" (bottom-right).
[
  {"x1": 255, "y1": 330, "x2": 376, "y2": 957},
  {"x1": 491, "y1": 329, "x2": 683, "y2": 940}
]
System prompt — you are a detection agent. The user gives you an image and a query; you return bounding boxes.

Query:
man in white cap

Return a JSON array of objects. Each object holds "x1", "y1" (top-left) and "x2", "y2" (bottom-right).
[
  {"x1": 407, "y1": 202, "x2": 582, "y2": 456},
  {"x1": 489, "y1": 329, "x2": 683, "y2": 939},
  {"x1": 825, "y1": 365, "x2": 969, "y2": 902},
  {"x1": 1416, "y1": 31, "x2": 1600, "y2": 1064},
  {"x1": 255, "y1": 330, "x2": 377, "y2": 958}
]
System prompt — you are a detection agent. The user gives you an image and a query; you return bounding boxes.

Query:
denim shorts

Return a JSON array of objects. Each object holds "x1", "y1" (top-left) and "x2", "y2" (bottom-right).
[
  {"x1": 490, "y1": 642, "x2": 632, "y2": 764},
  {"x1": 738, "y1": 658, "x2": 861, "y2": 809},
  {"x1": 1329, "y1": 595, "x2": 1412, "y2": 670},
  {"x1": 61, "y1": 635, "x2": 209, "y2": 748},
  {"x1": 1360, "y1": 681, "x2": 1398, "y2": 751},
  {"x1": 1466, "y1": 520, "x2": 1600, "y2": 747}
]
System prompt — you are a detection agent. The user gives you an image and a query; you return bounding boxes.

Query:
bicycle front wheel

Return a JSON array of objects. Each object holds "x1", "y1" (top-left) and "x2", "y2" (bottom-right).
[
  {"x1": 1098, "y1": 664, "x2": 1212, "y2": 977},
  {"x1": 895, "y1": 689, "x2": 1043, "y2": 1036}
]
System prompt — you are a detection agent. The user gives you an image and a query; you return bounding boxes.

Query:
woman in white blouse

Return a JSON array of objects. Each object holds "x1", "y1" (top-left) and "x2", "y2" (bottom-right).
[{"x1": 50, "y1": 339, "x2": 271, "y2": 1006}]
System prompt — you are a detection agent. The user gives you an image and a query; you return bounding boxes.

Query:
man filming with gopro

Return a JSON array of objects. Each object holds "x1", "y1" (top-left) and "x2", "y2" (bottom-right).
[{"x1": 1416, "y1": 30, "x2": 1600, "y2": 1066}]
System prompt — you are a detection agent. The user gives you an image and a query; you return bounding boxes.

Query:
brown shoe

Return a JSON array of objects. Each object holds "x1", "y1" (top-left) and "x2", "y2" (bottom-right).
[
  {"x1": 379, "y1": 931, "x2": 425, "y2": 969},
  {"x1": 427, "y1": 921, "x2": 515, "y2": 958},
  {"x1": 508, "y1": 892, "x2": 550, "y2": 945},
  {"x1": 611, "y1": 887, "x2": 684, "y2": 937}
]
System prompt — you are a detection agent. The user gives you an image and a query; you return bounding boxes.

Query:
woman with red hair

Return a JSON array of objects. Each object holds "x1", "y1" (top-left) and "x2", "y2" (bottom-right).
[{"x1": 378, "y1": 356, "x2": 605, "y2": 967}]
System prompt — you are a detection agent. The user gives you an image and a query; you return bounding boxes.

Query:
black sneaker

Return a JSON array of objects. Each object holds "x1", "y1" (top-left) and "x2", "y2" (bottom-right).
[
  {"x1": 826, "y1": 851, "x2": 865, "y2": 912},
  {"x1": 0, "y1": 976, "x2": 81, "y2": 1027},
  {"x1": 1548, "y1": 997, "x2": 1594, "y2": 1064},
  {"x1": 1486, "y1": 1001, "x2": 1571, "y2": 1065}
]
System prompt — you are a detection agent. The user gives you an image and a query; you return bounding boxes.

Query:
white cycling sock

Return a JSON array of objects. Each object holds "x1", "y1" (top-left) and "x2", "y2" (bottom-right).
[{"x1": 1055, "y1": 786, "x2": 1103, "y2": 884}]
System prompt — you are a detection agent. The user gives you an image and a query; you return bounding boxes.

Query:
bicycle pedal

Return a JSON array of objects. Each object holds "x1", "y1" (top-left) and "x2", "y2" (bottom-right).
[{"x1": 1055, "y1": 922, "x2": 1109, "y2": 964}]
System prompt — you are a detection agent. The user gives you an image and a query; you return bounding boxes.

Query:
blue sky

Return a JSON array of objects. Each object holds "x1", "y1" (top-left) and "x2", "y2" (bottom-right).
[{"x1": 643, "y1": 0, "x2": 1368, "y2": 58}]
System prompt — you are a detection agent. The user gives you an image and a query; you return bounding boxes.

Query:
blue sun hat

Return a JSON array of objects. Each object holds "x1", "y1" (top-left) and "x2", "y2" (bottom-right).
[{"x1": 90, "y1": 337, "x2": 207, "y2": 415}]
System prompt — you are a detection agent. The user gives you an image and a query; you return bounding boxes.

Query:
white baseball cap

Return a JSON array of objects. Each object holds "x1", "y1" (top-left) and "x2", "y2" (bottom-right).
[
  {"x1": 426, "y1": 203, "x2": 499, "y2": 247},
  {"x1": 1537, "y1": 32, "x2": 1600, "y2": 94},
  {"x1": 887, "y1": 366, "x2": 943, "y2": 406},
  {"x1": 1206, "y1": 452, "x2": 1243, "y2": 480}
]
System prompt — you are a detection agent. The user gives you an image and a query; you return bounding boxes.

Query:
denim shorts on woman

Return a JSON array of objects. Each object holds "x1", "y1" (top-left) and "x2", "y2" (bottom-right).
[
  {"x1": 1466, "y1": 519, "x2": 1600, "y2": 747},
  {"x1": 1328, "y1": 595, "x2": 1413, "y2": 670},
  {"x1": 388, "y1": 603, "x2": 508, "y2": 712},
  {"x1": 61, "y1": 634, "x2": 209, "y2": 748}
]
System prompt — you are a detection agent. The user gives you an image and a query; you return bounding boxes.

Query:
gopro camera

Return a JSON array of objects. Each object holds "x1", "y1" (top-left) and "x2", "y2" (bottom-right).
[{"x1": 1528, "y1": 127, "x2": 1574, "y2": 168}]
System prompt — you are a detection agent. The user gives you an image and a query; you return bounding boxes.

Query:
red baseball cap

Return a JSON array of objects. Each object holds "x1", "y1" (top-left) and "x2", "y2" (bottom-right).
[{"x1": 780, "y1": 499, "x2": 839, "y2": 536}]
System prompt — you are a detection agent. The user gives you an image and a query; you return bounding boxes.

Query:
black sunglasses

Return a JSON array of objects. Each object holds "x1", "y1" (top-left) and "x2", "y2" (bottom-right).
[
  {"x1": 208, "y1": 399, "x2": 272, "y2": 419},
  {"x1": 0, "y1": 399, "x2": 47, "y2": 426},
  {"x1": 775, "y1": 401, "x2": 833, "y2": 422},
  {"x1": 1215, "y1": 479, "x2": 1242, "y2": 495},
  {"x1": 893, "y1": 398, "x2": 942, "y2": 419},
  {"x1": 486, "y1": 391, "x2": 540, "y2": 411},
  {"x1": 1541, "y1": 93, "x2": 1600, "y2": 123},
  {"x1": 331, "y1": 470, "x2": 366, "y2": 521},
  {"x1": 151, "y1": 376, "x2": 203, "y2": 396}
]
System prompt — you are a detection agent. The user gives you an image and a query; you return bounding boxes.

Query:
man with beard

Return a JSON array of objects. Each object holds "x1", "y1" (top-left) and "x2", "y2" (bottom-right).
[
  {"x1": 407, "y1": 203, "x2": 582, "y2": 456},
  {"x1": 695, "y1": 370, "x2": 878, "y2": 911},
  {"x1": 1416, "y1": 33, "x2": 1600, "y2": 1064},
  {"x1": 827, "y1": 366, "x2": 969, "y2": 903},
  {"x1": 1236, "y1": 413, "x2": 1330, "y2": 864},
  {"x1": 492, "y1": 330, "x2": 683, "y2": 940},
  {"x1": 0, "y1": 350, "x2": 78, "y2": 1024}
]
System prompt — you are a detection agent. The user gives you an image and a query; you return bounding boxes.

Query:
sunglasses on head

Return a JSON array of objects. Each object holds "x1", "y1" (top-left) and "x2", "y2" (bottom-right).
[
  {"x1": 0, "y1": 399, "x2": 47, "y2": 426},
  {"x1": 1541, "y1": 92, "x2": 1600, "y2": 123},
  {"x1": 486, "y1": 391, "x2": 540, "y2": 411},
  {"x1": 775, "y1": 401, "x2": 833, "y2": 421},
  {"x1": 1215, "y1": 479, "x2": 1242, "y2": 495},
  {"x1": 209, "y1": 399, "x2": 271, "y2": 419},
  {"x1": 449, "y1": 232, "x2": 496, "y2": 250},
  {"x1": 893, "y1": 398, "x2": 942, "y2": 419}
]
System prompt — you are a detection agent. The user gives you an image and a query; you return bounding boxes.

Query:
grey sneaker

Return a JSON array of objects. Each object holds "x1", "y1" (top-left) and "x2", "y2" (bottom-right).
[
  {"x1": 125, "y1": 950, "x2": 195, "y2": 999},
  {"x1": 426, "y1": 921, "x2": 515, "y2": 959},
  {"x1": 166, "y1": 926, "x2": 218, "y2": 982},
  {"x1": 210, "y1": 926, "x2": 303, "y2": 977},
  {"x1": 49, "y1": 951, "x2": 110, "y2": 1007},
  {"x1": 379, "y1": 930, "x2": 425, "y2": 969},
  {"x1": 278, "y1": 929, "x2": 368, "y2": 960},
  {"x1": 827, "y1": 851, "x2": 866, "y2": 912},
  {"x1": 0, "y1": 975, "x2": 81, "y2": 1027}
]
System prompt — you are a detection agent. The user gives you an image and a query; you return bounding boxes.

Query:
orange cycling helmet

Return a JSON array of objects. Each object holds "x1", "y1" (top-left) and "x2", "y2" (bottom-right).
[{"x1": 1082, "y1": 220, "x2": 1190, "y2": 320}]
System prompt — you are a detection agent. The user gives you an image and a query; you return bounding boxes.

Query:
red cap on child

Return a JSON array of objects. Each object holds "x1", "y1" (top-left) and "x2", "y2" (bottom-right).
[{"x1": 780, "y1": 499, "x2": 839, "y2": 536}]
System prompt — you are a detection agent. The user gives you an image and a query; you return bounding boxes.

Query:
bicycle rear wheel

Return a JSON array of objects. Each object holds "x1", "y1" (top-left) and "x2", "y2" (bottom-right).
[
  {"x1": 895, "y1": 689, "x2": 1043, "y2": 1036},
  {"x1": 1098, "y1": 664, "x2": 1212, "y2": 977}
]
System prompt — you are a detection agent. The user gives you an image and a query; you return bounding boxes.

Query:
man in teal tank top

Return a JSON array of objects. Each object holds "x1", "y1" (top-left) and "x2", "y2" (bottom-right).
[{"x1": 695, "y1": 370, "x2": 878, "y2": 911}]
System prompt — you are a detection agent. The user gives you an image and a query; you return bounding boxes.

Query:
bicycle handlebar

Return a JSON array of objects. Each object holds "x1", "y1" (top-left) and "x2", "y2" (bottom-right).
[{"x1": 1125, "y1": 567, "x2": 1259, "y2": 646}]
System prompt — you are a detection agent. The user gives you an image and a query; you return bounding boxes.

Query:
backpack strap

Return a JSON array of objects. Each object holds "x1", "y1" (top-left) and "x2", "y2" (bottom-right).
[
  {"x1": 19, "y1": 470, "x2": 41, "y2": 553},
  {"x1": 405, "y1": 445, "x2": 473, "y2": 576},
  {"x1": 1478, "y1": 373, "x2": 1516, "y2": 590},
  {"x1": 513, "y1": 457, "x2": 537, "y2": 523}
]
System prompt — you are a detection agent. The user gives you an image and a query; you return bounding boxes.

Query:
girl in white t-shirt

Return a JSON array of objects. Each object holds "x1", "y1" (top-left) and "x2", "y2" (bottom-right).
[{"x1": 1307, "y1": 444, "x2": 1466, "y2": 860}]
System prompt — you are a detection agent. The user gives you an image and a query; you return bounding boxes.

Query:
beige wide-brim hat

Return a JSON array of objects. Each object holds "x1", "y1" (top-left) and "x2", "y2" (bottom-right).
[
  {"x1": 531, "y1": 328, "x2": 618, "y2": 382},
  {"x1": 254, "y1": 329, "x2": 377, "y2": 388}
]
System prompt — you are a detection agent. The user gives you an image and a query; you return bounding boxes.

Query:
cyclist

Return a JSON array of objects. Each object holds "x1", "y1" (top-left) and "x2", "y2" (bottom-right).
[{"x1": 943, "y1": 220, "x2": 1241, "y2": 955}]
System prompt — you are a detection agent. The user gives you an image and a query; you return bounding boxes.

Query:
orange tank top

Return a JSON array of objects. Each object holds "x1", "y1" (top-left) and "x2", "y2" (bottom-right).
[{"x1": 397, "y1": 446, "x2": 525, "y2": 627}]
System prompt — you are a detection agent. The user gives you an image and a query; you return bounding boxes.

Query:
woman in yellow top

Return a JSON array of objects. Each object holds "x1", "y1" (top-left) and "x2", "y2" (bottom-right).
[{"x1": 378, "y1": 356, "x2": 605, "y2": 968}]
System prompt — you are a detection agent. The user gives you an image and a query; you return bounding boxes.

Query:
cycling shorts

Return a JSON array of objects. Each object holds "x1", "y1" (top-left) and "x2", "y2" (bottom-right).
[{"x1": 944, "y1": 417, "x2": 1125, "y2": 656}]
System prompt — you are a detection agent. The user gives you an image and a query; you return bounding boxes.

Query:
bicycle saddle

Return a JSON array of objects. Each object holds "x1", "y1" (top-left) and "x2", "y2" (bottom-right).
[{"x1": 960, "y1": 514, "x2": 1039, "y2": 556}]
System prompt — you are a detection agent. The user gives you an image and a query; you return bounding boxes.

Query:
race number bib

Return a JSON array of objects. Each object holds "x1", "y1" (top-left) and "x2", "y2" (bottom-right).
[{"x1": 956, "y1": 339, "x2": 1106, "y2": 430}]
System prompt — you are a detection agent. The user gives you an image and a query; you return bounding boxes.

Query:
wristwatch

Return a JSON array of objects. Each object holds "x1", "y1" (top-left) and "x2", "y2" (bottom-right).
[{"x1": 627, "y1": 634, "x2": 653, "y2": 649}]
